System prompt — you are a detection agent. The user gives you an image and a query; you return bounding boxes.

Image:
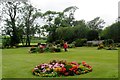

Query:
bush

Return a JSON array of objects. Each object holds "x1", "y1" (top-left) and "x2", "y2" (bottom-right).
[
  {"x1": 75, "y1": 38, "x2": 87, "y2": 47},
  {"x1": 106, "y1": 46, "x2": 118, "y2": 50},
  {"x1": 2, "y1": 36, "x2": 11, "y2": 48},
  {"x1": 57, "y1": 44, "x2": 61, "y2": 48},
  {"x1": 54, "y1": 48, "x2": 61, "y2": 52},
  {"x1": 68, "y1": 44, "x2": 75, "y2": 48},
  {"x1": 103, "y1": 39, "x2": 114, "y2": 46},
  {"x1": 46, "y1": 43, "x2": 60, "y2": 52},
  {"x1": 97, "y1": 43, "x2": 104, "y2": 49},
  {"x1": 44, "y1": 47, "x2": 50, "y2": 52},
  {"x1": 107, "y1": 39, "x2": 114, "y2": 44},
  {"x1": 29, "y1": 47, "x2": 38, "y2": 53},
  {"x1": 116, "y1": 43, "x2": 120, "y2": 47}
]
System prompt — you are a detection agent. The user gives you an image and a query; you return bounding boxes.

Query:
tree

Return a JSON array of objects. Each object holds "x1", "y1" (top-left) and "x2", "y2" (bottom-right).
[
  {"x1": 2, "y1": 1, "x2": 22, "y2": 46},
  {"x1": 42, "y1": 11, "x2": 62, "y2": 42},
  {"x1": 55, "y1": 20, "x2": 89, "y2": 43},
  {"x1": 87, "y1": 17, "x2": 105, "y2": 30},
  {"x1": 101, "y1": 22, "x2": 120, "y2": 42},
  {"x1": 21, "y1": 2, "x2": 42, "y2": 46},
  {"x1": 55, "y1": 27, "x2": 74, "y2": 43},
  {"x1": 54, "y1": 12, "x2": 64, "y2": 27},
  {"x1": 43, "y1": 6, "x2": 79, "y2": 42},
  {"x1": 63, "y1": 6, "x2": 78, "y2": 27},
  {"x1": 87, "y1": 30, "x2": 99, "y2": 41}
]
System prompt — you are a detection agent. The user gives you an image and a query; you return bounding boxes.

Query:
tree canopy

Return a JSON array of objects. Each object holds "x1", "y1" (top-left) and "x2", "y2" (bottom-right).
[{"x1": 1, "y1": 1, "x2": 119, "y2": 47}]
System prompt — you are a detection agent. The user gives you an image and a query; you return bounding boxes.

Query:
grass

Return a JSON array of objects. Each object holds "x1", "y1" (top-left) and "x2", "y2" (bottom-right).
[
  {"x1": 30, "y1": 39, "x2": 46, "y2": 43},
  {"x1": 2, "y1": 47, "x2": 118, "y2": 78},
  {"x1": 0, "y1": 49, "x2": 2, "y2": 79}
]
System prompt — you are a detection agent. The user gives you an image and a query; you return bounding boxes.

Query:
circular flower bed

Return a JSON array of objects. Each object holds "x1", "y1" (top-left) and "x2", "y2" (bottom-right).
[{"x1": 32, "y1": 60, "x2": 92, "y2": 77}]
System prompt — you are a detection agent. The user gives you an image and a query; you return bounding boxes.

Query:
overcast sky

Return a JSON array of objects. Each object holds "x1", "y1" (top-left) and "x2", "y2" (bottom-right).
[{"x1": 30, "y1": 0, "x2": 119, "y2": 26}]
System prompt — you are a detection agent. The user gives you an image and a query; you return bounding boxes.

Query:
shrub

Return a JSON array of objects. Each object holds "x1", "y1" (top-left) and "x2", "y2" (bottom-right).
[
  {"x1": 57, "y1": 44, "x2": 61, "y2": 48},
  {"x1": 68, "y1": 44, "x2": 75, "y2": 48},
  {"x1": 107, "y1": 39, "x2": 114, "y2": 45},
  {"x1": 44, "y1": 47, "x2": 50, "y2": 52},
  {"x1": 2, "y1": 36, "x2": 11, "y2": 48},
  {"x1": 103, "y1": 39, "x2": 114, "y2": 46},
  {"x1": 97, "y1": 43, "x2": 104, "y2": 49},
  {"x1": 75, "y1": 38, "x2": 87, "y2": 47},
  {"x1": 116, "y1": 43, "x2": 120, "y2": 47},
  {"x1": 106, "y1": 46, "x2": 118, "y2": 50},
  {"x1": 54, "y1": 48, "x2": 61, "y2": 52},
  {"x1": 29, "y1": 47, "x2": 38, "y2": 53}
]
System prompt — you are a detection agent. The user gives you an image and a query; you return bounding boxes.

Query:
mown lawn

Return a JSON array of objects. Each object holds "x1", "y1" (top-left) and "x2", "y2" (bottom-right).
[
  {"x1": 0, "y1": 37, "x2": 1, "y2": 79},
  {"x1": 2, "y1": 47, "x2": 118, "y2": 78}
]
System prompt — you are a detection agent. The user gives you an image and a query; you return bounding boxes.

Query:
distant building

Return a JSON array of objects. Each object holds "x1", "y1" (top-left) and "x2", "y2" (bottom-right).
[{"x1": 87, "y1": 40, "x2": 104, "y2": 45}]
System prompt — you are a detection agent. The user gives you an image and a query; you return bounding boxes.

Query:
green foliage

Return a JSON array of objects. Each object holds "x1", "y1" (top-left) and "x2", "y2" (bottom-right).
[
  {"x1": 2, "y1": 1, "x2": 21, "y2": 46},
  {"x1": 68, "y1": 43, "x2": 75, "y2": 48},
  {"x1": 55, "y1": 20, "x2": 89, "y2": 43},
  {"x1": 2, "y1": 35, "x2": 20, "y2": 48},
  {"x1": 2, "y1": 0, "x2": 120, "y2": 46},
  {"x1": 2, "y1": 1, "x2": 42, "y2": 46},
  {"x1": 34, "y1": 43, "x2": 62, "y2": 53},
  {"x1": 2, "y1": 36, "x2": 11, "y2": 48},
  {"x1": 107, "y1": 39, "x2": 114, "y2": 45},
  {"x1": 87, "y1": 17, "x2": 105, "y2": 30},
  {"x1": 101, "y1": 39, "x2": 118, "y2": 50},
  {"x1": 64, "y1": 65, "x2": 72, "y2": 71},
  {"x1": 75, "y1": 38, "x2": 87, "y2": 47},
  {"x1": 54, "y1": 48, "x2": 61, "y2": 52},
  {"x1": 29, "y1": 47, "x2": 38, "y2": 53},
  {"x1": 87, "y1": 30, "x2": 99, "y2": 41},
  {"x1": 116, "y1": 43, "x2": 120, "y2": 47},
  {"x1": 73, "y1": 24, "x2": 89, "y2": 39},
  {"x1": 103, "y1": 39, "x2": 114, "y2": 46},
  {"x1": 55, "y1": 27, "x2": 74, "y2": 43},
  {"x1": 101, "y1": 22, "x2": 120, "y2": 43},
  {"x1": 97, "y1": 43, "x2": 104, "y2": 50}
]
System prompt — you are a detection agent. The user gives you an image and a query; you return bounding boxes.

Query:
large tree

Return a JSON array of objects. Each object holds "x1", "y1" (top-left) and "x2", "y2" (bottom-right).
[
  {"x1": 43, "y1": 6, "x2": 79, "y2": 42},
  {"x1": 101, "y1": 22, "x2": 120, "y2": 42},
  {"x1": 55, "y1": 20, "x2": 89, "y2": 43},
  {"x1": 42, "y1": 11, "x2": 58, "y2": 42},
  {"x1": 2, "y1": 1, "x2": 22, "y2": 46},
  {"x1": 21, "y1": 2, "x2": 42, "y2": 46}
]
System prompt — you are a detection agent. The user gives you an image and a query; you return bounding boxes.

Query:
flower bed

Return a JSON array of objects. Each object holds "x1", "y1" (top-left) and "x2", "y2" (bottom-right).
[{"x1": 32, "y1": 60, "x2": 92, "y2": 77}]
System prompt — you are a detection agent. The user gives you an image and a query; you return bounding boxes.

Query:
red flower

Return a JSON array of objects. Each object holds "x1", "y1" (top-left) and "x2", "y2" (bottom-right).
[
  {"x1": 88, "y1": 66, "x2": 92, "y2": 68},
  {"x1": 73, "y1": 70, "x2": 77, "y2": 73},
  {"x1": 71, "y1": 62, "x2": 78, "y2": 65},
  {"x1": 69, "y1": 68, "x2": 73, "y2": 71},
  {"x1": 73, "y1": 65, "x2": 78, "y2": 69},
  {"x1": 82, "y1": 61, "x2": 86, "y2": 64},
  {"x1": 61, "y1": 67, "x2": 66, "y2": 73}
]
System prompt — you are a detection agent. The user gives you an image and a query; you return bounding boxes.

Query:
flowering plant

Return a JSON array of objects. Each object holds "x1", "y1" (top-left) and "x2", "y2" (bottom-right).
[{"x1": 32, "y1": 60, "x2": 92, "y2": 77}]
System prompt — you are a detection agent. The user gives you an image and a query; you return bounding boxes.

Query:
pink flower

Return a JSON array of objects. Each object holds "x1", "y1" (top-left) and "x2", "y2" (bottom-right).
[
  {"x1": 60, "y1": 64, "x2": 64, "y2": 67},
  {"x1": 48, "y1": 64, "x2": 53, "y2": 68},
  {"x1": 53, "y1": 63, "x2": 61, "y2": 68}
]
